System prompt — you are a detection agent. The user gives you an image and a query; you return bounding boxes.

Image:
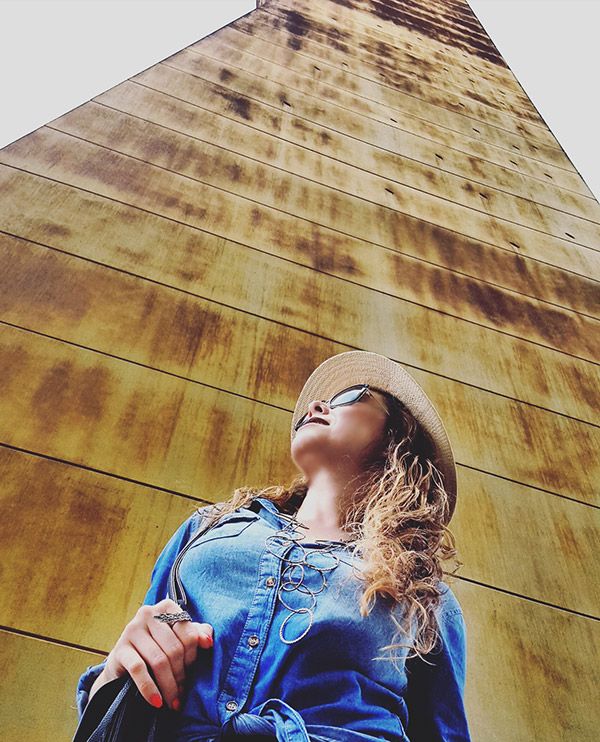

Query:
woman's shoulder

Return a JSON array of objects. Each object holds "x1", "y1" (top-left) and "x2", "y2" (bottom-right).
[
  {"x1": 436, "y1": 580, "x2": 465, "y2": 623},
  {"x1": 165, "y1": 502, "x2": 228, "y2": 543},
  {"x1": 192, "y1": 500, "x2": 229, "y2": 524},
  {"x1": 188, "y1": 498, "x2": 265, "y2": 535}
]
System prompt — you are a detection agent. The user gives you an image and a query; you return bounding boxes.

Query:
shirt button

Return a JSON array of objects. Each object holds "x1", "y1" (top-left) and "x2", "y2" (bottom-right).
[
  {"x1": 225, "y1": 700, "x2": 238, "y2": 712},
  {"x1": 247, "y1": 634, "x2": 260, "y2": 648},
  {"x1": 265, "y1": 576, "x2": 276, "y2": 587}
]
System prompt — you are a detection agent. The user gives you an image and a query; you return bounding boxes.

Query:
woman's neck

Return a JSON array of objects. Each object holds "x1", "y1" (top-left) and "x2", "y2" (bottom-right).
[{"x1": 293, "y1": 469, "x2": 364, "y2": 541}]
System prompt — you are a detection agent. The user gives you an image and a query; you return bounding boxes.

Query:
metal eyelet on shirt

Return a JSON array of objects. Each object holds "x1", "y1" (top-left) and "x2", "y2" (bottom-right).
[
  {"x1": 225, "y1": 700, "x2": 238, "y2": 712},
  {"x1": 264, "y1": 518, "x2": 344, "y2": 645},
  {"x1": 247, "y1": 634, "x2": 260, "y2": 648}
]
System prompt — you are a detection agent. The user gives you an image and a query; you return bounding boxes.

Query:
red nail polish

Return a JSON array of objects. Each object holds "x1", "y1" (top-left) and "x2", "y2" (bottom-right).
[
  {"x1": 206, "y1": 634, "x2": 213, "y2": 648},
  {"x1": 172, "y1": 697, "x2": 181, "y2": 712},
  {"x1": 150, "y1": 693, "x2": 163, "y2": 709}
]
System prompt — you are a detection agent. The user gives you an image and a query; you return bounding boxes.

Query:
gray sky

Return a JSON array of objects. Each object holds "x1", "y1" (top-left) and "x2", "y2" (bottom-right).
[
  {"x1": 469, "y1": 0, "x2": 599, "y2": 201},
  {"x1": 1, "y1": 0, "x2": 598, "y2": 202}
]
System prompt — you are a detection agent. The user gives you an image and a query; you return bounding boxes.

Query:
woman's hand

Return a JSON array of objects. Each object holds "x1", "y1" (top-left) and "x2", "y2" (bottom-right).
[{"x1": 90, "y1": 598, "x2": 214, "y2": 711}]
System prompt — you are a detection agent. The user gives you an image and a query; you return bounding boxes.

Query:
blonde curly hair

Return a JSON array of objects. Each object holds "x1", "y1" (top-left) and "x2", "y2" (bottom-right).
[{"x1": 198, "y1": 387, "x2": 462, "y2": 666}]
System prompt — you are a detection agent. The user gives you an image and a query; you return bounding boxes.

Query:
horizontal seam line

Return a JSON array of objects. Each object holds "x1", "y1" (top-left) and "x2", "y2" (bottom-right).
[
  {"x1": 160, "y1": 52, "x2": 600, "y2": 224},
  {"x1": 0, "y1": 625, "x2": 109, "y2": 656},
  {"x1": 1, "y1": 311, "x2": 598, "y2": 431},
  {"x1": 157, "y1": 51, "x2": 591, "y2": 197},
  {"x1": 320, "y1": 5, "x2": 509, "y2": 60},
  {"x1": 233, "y1": 13, "x2": 541, "y2": 121},
  {"x1": 450, "y1": 575, "x2": 600, "y2": 621},
  {"x1": 41, "y1": 118, "x2": 600, "y2": 281},
  {"x1": 83, "y1": 98, "x2": 600, "y2": 250},
  {"x1": 127, "y1": 75, "x2": 599, "y2": 221},
  {"x1": 184, "y1": 44, "x2": 567, "y2": 177},
  {"x1": 159, "y1": 55, "x2": 589, "y2": 210},
  {"x1": 196, "y1": 31, "x2": 555, "y2": 149},
  {"x1": 257, "y1": 6, "x2": 514, "y2": 92},
  {"x1": 1, "y1": 441, "x2": 597, "y2": 518},
  {"x1": 253, "y1": 7, "x2": 568, "y2": 154},
  {"x1": 3, "y1": 160, "x2": 599, "y2": 365},
  {"x1": 38, "y1": 123, "x2": 600, "y2": 304},
  {"x1": 0, "y1": 441, "x2": 215, "y2": 504}
]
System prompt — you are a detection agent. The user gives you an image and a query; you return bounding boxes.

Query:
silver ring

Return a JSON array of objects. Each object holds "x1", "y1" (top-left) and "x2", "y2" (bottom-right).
[{"x1": 153, "y1": 610, "x2": 192, "y2": 626}]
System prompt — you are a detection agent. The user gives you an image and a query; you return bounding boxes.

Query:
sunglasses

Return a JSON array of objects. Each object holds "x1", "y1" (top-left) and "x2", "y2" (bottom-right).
[{"x1": 294, "y1": 384, "x2": 390, "y2": 432}]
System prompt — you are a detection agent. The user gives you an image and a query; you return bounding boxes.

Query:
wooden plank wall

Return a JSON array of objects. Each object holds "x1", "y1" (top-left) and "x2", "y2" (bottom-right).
[{"x1": 0, "y1": 0, "x2": 598, "y2": 738}]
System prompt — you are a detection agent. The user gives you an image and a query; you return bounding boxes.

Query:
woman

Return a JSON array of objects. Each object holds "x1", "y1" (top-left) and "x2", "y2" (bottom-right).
[{"x1": 75, "y1": 350, "x2": 471, "y2": 741}]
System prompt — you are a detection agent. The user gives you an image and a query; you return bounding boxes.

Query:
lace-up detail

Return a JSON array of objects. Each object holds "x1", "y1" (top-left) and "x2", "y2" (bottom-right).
[{"x1": 264, "y1": 513, "x2": 351, "y2": 644}]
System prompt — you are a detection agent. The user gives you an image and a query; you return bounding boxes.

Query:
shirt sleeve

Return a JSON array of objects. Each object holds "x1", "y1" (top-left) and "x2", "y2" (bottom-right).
[
  {"x1": 75, "y1": 658, "x2": 109, "y2": 720},
  {"x1": 74, "y1": 506, "x2": 208, "y2": 720},
  {"x1": 403, "y1": 607, "x2": 471, "y2": 742}
]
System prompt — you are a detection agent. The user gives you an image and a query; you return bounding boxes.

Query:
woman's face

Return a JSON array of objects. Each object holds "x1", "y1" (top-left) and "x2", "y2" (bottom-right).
[{"x1": 290, "y1": 387, "x2": 390, "y2": 476}]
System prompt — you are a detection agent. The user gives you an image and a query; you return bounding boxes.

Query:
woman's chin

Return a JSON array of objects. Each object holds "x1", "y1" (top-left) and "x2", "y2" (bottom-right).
[{"x1": 291, "y1": 433, "x2": 332, "y2": 466}]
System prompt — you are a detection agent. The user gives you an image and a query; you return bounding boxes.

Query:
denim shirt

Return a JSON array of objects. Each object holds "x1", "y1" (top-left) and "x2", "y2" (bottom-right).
[{"x1": 75, "y1": 497, "x2": 471, "y2": 741}]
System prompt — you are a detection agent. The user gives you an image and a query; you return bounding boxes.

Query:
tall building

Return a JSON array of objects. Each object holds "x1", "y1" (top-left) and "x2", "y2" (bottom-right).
[{"x1": 0, "y1": 0, "x2": 598, "y2": 739}]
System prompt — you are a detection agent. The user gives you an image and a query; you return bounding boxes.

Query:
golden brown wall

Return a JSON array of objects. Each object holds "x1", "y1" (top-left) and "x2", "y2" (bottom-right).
[{"x1": 0, "y1": 0, "x2": 598, "y2": 738}]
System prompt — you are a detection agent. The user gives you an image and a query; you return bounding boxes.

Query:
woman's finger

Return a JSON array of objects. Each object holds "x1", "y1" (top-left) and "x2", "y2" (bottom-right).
[
  {"x1": 174, "y1": 620, "x2": 214, "y2": 664},
  {"x1": 117, "y1": 644, "x2": 164, "y2": 708},
  {"x1": 146, "y1": 612, "x2": 188, "y2": 688},
  {"x1": 170, "y1": 621, "x2": 203, "y2": 668},
  {"x1": 195, "y1": 622, "x2": 214, "y2": 641},
  {"x1": 195, "y1": 622, "x2": 214, "y2": 651},
  {"x1": 128, "y1": 627, "x2": 180, "y2": 710}
]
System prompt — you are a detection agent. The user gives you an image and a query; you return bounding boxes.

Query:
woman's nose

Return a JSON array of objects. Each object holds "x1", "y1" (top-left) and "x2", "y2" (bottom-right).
[{"x1": 308, "y1": 399, "x2": 329, "y2": 416}]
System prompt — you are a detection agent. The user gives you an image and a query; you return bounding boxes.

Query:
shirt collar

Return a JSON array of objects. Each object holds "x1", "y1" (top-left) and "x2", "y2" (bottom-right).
[{"x1": 249, "y1": 496, "x2": 359, "y2": 552}]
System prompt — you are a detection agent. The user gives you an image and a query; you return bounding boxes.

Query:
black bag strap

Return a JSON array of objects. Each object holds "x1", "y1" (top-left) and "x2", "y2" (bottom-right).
[{"x1": 167, "y1": 505, "x2": 222, "y2": 608}]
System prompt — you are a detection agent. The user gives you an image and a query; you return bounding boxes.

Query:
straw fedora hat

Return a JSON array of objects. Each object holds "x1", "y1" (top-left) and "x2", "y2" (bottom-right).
[{"x1": 290, "y1": 350, "x2": 458, "y2": 524}]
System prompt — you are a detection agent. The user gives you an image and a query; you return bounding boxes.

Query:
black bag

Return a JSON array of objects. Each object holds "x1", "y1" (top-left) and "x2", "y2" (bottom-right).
[
  {"x1": 72, "y1": 509, "x2": 218, "y2": 741},
  {"x1": 72, "y1": 673, "x2": 175, "y2": 742}
]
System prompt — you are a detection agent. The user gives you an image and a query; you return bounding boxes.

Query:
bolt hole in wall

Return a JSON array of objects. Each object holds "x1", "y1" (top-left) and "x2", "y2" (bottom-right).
[
  {"x1": 509, "y1": 241, "x2": 521, "y2": 251},
  {"x1": 565, "y1": 232, "x2": 575, "y2": 239},
  {"x1": 544, "y1": 173, "x2": 553, "y2": 179},
  {"x1": 472, "y1": 127, "x2": 480, "y2": 134},
  {"x1": 435, "y1": 153, "x2": 444, "y2": 161},
  {"x1": 479, "y1": 193, "x2": 488, "y2": 200}
]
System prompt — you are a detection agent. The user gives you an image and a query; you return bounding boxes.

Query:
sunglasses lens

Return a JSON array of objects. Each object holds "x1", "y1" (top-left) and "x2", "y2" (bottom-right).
[{"x1": 330, "y1": 386, "x2": 365, "y2": 406}]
